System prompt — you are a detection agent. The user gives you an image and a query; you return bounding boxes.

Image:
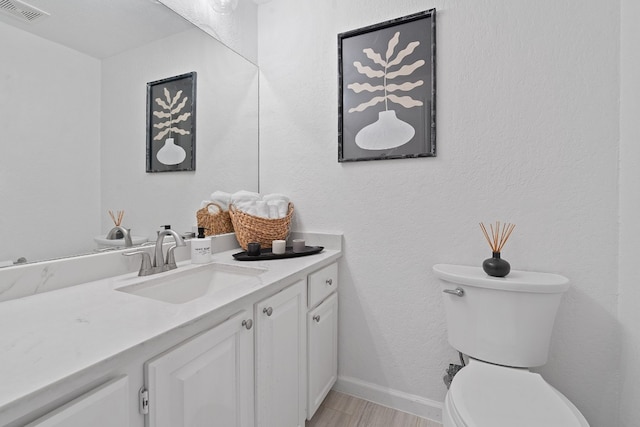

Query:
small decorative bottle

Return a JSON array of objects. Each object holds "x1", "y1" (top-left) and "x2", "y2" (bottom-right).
[{"x1": 191, "y1": 227, "x2": 212, "y2": 264}]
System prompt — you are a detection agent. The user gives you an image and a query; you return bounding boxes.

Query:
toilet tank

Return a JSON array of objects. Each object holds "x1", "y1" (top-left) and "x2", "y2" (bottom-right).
[{"x1": 433, "y1": 264, "x2": 570, "y2": 368}]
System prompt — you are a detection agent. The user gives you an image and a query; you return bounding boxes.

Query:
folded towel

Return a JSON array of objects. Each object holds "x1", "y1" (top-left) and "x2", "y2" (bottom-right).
[
  {"x1": 262, "y1": 193, "x2": 290, "y2": 204},
  {"x1": 200, "y1": 200, "x2": 225, "y2": 214},
  {"x1": 233, "y1": 200, "x2": 257, "y2": 213},
  {"x1": 209, "y1": 191, "x2": 231, "y2": 211},
  {"x1": 231, "y1": 190, "x2": 261, "y2": 203},
  {"x1": 267, "y1": 200, "x2": 288, "y2": 218},
  {"x1": 245, "y1": 205, "x2": 258, "y2": 216},
  {"x1": 229, "y1": 191, "x2": 290, "y2": 218},
  {"x1": 277, "y1": 200, "x2": 289, "y2": 217},
  {"x1": 254, "y1": 201, "x2": 269, "y2": 218},
  {"x1": 268, "y1": 203, "x2": 279, "y2": 219}
]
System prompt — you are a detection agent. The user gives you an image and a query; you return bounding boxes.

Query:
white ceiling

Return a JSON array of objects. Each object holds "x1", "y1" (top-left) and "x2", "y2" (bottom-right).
[{"x1": 0, "y1": 0, "x2": 194, "y2": 58}]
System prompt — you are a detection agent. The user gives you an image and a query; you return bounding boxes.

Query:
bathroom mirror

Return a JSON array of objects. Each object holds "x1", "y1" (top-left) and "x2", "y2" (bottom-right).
[{"x1": 0, "y1": 0, "x2": 258, "y2": 266}]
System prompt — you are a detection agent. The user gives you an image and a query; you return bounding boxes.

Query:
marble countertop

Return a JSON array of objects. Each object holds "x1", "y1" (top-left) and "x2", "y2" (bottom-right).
[{"x1": 0, "y1": 238, "x2": 341, "y2": 415}]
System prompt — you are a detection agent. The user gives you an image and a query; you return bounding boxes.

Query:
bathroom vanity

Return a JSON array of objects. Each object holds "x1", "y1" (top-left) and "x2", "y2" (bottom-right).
[{"x1": 0, "y1": 233, "x2": 341, "y2": 427}]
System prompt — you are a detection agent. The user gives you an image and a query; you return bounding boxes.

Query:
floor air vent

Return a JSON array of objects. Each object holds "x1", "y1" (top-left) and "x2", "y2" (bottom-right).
[{"x1": 0, "y1": 0, "x2": 49, "y2": 23}]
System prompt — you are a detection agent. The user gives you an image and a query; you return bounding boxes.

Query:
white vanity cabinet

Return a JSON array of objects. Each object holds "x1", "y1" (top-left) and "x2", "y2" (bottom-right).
[
  {"x1": 255, "y1": 280, "x2": 307, "y2": 427},
  {"x1": 306, "y1": 262, "x2": 339, "y2": 419},
  {"x1": 25, "y1": 376, "x2": 129, "y2": 427},
  {"x1": 1, "y1": 238, "x2": 342, "y2": 427},
  {"x1": 144, "y1": 310, "x2": 255, "y2": 427}
]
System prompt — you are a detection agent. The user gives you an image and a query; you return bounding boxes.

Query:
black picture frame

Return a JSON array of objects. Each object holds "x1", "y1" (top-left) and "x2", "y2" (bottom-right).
[
  {"x1": 146, "y1": 72, "x2": 197, "y2": 172},
  {"x1": 338, "y1": 10, "x2": 436, "y2": 162}
]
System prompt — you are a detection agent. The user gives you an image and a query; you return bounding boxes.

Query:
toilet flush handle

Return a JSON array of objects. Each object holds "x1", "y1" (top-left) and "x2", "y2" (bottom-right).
[{"x1": 443, "y1": 287, "x2": 465, "y2": 297}]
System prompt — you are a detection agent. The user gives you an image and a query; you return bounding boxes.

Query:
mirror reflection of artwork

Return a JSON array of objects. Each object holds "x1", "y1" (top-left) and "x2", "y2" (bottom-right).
[
  {"x1": 154, "y1": 88, "x2": 191, "y2": 165},
  {"x1": 147, "y1": 72, "x2": 196, "y2": 172},
  {"x1": 338, "y1": 10, "x2": 436, "y2": 162},
  {"x1": 1, "y1": 0, "x2": 259, "y2": 266}
]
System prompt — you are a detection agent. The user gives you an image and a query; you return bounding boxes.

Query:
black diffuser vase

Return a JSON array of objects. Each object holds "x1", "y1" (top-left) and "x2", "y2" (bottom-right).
[
  {"x1": 479, "y1": 222, "x2": 516, "y2": 278},
  {"x1": 482, "y1": 251, "x2": 510, "y2": 277}
]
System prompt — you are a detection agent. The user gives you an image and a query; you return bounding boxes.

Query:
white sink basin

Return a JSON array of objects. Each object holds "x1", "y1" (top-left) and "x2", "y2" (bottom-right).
[{"x1": 116, "y1": 263, "x2": 266, "y2": 304}]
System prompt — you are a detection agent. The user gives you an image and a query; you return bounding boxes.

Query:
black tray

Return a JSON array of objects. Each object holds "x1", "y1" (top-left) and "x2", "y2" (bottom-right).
[{"x1": 233, "y1": 246, "x2": 324, "y2": 261}]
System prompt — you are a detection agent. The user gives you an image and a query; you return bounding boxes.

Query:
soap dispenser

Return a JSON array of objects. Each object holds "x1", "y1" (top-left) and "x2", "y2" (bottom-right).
[{"x1": 191, "y1": 227, "x2": 212, "y2": 264}]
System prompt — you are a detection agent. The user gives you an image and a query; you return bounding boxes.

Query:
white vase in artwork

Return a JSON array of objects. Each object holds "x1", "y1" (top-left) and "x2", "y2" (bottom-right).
[
  {"x1": 156, "y1": 137, "x2": 186, "y2": 165},
  {"x1": 354, "y1": 110, "x2": 415, "y2": 150}
]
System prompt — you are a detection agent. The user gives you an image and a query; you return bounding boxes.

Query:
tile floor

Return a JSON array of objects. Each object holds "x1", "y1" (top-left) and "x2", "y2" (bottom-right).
[{"x1": 306, "y1": 390, "x2": 443, "y2": 427}]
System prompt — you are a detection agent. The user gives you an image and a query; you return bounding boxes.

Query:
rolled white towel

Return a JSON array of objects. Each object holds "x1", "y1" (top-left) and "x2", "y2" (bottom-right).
[
  {"x1": 263, "y1": 193, "x2": 290, "y2": 204},
  {"x1": 267, "y1": 200, "x2": 288, "y2": 218},
  {"x1": 231, "y1": 190, "x2": 261, "y2": 204},
  {"x1": 200, "y1": 200, "x2": 226, "y2": 214},
  {"x1": 209, "y1": 191, "x2": 231, "y2": 210},
  {"x1": 277, "y1": 200, "x2": 289, "y2": 217},
  {"x1": 245, "y1": 205, "x2": 258, "y2": 216},
  {"x1": 233, "y1": 200, "x2": 256, "y2": 213},
  {"x1": 268, "y1": 202, "x2": 279, "y2": 219},
  {"x1": 255, "y1": 201, "x2": 269, "y2": 218},
  {"x1": 231, "y1": 191, "x2": 262, "y2": 215},
  {"x1": 229, "y1": 191, "x2": 291, "y2": 218}
]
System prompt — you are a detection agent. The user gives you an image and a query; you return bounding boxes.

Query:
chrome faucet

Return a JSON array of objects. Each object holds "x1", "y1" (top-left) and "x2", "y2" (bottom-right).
[
  {"x1": 123, "y1": 229, "x2": 186, "y2": 276},
  {"x1": 154, "y1": 229, "x2": 186, "y2": 271}
]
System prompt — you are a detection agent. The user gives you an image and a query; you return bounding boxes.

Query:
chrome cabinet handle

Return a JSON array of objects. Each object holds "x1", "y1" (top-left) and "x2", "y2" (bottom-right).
[
  {"x1": 263, "y1": 307, "x2": 273, "y2": 316},
  {"x1": 326, "y1": 278, "x2": 333, "y2": 286},
  {"x1": 443, "y1": 287, "x2": 465, "y2": 297},
  {"x1": 242, "y1": 319, "x2": 253, "y2": 330},
  {"x1": 313, "y1": 315, "x2": 321, "y2": 322}
]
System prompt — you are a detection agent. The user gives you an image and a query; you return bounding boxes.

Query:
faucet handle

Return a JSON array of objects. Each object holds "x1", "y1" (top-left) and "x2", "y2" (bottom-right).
[
  {"x1": 123, "y1": 250, "x2": 153, "y2": 276},
  {"x1": 165, "y1": 245, "x2": 179, "y2": 271}
]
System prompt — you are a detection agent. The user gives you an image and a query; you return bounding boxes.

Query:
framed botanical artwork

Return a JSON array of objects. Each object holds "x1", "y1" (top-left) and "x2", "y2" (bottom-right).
[
  {"x1": 146, "y1": 72, "x2": 197, "y2": 172},
  {"x1": 338, "y1": 10, "x2": 436, "y2": 162}
]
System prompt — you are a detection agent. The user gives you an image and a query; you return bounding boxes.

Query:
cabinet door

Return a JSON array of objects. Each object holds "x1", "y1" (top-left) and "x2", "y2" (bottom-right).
[
  {"x1": 255, "y1": 281, "x2": 306, "y2": 427},
  {"x1": 146, "y1": 311, "x2": 254, "y2": 427},
  {"x1": 26, "y1": 376, "x2": 129, "y2": 427},
  {"x1": 307, "y1": 292, "x2": 338, "y2": 419}
]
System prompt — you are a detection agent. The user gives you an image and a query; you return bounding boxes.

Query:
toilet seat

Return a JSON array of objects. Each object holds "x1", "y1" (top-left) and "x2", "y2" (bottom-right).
[{"x1": 444, "y1": 360, "x2": 589, "y2": 427}]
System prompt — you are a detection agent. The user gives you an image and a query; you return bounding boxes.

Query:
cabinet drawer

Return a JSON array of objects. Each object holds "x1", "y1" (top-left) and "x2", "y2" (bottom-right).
[
  {"x1": 307, "y1": 263, "x2": 338, "y2": 308},
  {"x1": 26, "y1": 376, "x2": 129, "y2": 427}
]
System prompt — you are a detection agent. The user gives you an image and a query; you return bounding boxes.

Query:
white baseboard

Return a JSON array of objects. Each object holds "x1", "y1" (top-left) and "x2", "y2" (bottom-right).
[{"x1": 333, "y1": 375, "x2": 443, "y2": 423}]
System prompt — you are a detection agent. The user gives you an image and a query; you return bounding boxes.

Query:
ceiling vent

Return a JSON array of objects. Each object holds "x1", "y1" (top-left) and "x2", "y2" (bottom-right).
[{"x1": 0, "y1": 0, "x2": 49, "y2": 23}]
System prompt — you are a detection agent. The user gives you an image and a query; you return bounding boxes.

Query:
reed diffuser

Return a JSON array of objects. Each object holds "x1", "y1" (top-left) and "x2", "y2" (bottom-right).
[
  {"x1": 108, "y1": 210, "x2": 125, "y2": 239},
  {"x1": 479, "y1": 221, "x2": 515, "y2": 277}
]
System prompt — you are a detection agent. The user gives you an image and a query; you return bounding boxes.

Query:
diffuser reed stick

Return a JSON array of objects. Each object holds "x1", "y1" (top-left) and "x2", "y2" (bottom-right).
[
  {"x1": 108, "y1": 210, "x2": 125, "y2": 227},
  {"x1": 479, "y1": 221, "x2": 515, "y2": 253}
]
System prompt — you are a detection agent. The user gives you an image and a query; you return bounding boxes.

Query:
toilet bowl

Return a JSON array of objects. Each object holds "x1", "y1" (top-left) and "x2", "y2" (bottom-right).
[
  {"x1": 433, "y1": 264, "x2": 590, "y2": 427},
  {"x1": 442, "y1": 359, "x2": 589, "y2": 427}
]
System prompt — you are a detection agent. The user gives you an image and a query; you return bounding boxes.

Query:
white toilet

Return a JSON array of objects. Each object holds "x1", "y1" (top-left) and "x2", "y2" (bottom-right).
[{"x1": 433, "y1": 264, "x2": 590, "y2": 427}]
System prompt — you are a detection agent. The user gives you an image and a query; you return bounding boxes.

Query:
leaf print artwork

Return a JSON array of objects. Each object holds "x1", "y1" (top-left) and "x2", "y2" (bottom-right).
[
  {"x1": 146, "y1": 72, "x2": 196, "y2": 172},
  {"x1": 153, "y1": 87, "x2": 191, "y2": 165},
  {"x1": 153, "y1": 88, "x2": 192, "y2": 140},
  {"x1": 338, "y1": 10, "x2": 435, "y2": 162},
  {"x1": 347, "y1": 31, "x2": 424, "y2": 150}
]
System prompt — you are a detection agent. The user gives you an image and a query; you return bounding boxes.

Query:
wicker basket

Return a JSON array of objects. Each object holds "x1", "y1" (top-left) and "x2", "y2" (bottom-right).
[
  {"x1": 229, "y1": 203, "x2": 294, "y2": 250},
  {"x1": 196, "y1": 203, "x2": 234, "y2": 236}
]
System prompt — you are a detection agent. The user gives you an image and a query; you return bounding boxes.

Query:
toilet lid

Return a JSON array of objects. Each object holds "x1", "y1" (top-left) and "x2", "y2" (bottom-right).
[{"x1": 449, "y1": 361, "x2": 587, "y2": 427}]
